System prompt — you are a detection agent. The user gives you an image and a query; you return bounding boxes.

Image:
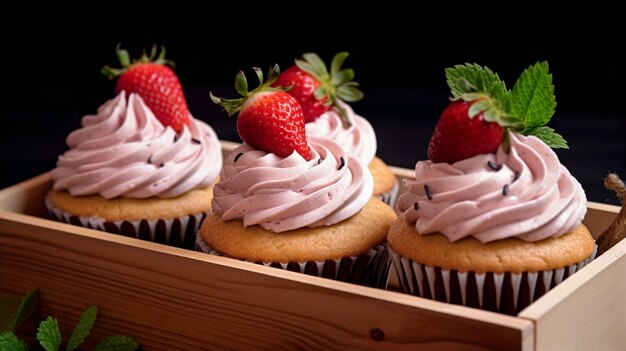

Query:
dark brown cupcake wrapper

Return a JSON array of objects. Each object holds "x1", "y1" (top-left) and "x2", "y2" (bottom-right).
[
  {"x1": 196, "y1": 233, "x2": 391, "y2": 289},
  {"x1": 376, "y1": 179, "x2": 400, "y2": 207},
  {"x1": 45, "y1": 196, "x2": 206, "y2": 250},
  {"x1": 390, "y1": 245, "x2": 597, "y2": 315}
]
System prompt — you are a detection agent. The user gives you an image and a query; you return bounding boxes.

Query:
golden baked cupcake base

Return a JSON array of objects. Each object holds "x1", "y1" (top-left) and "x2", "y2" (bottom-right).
[
  {"x1": 46, "y1": 185, "x2": 215, "y2": 250},
  {"x1": 368, "y1": 156, "x2": 399, "y2": 206},
  {"x1": 198, "y1": 197, "x2": 397, "y2": 288},
  {"x1": 388, "y1": 215, "x2": 597, "y2": 315},
  {"x1": 197, "y1": 237, "x2": 391, "y2": 288}
]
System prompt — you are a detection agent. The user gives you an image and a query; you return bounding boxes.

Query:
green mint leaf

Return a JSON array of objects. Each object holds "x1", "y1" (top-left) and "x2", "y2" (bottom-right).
[
  {"x1": 13, "y1": 289, "x2": 38, "y2": 332},
  {"x1": 94, "y1": 335, "x2": 139, "y2": 351},
  {"x1": 37, "y1": 316, "x2": 62, "y2": 351},
  {"x1": 0, "y1": 332, "x2": 29, "y2": 351},
  {"x1": 66, "y1": 305, "x2": 98, "y2": 351},
  {"x1": 526, "y1": 126, "x2": 569, "y2": 149},
  {"x1": 445, "y1": 63, "x2": 510, "y2": 110},
  {"x1": 510, "y1": 61, "x2": 556, "y2": 129}
]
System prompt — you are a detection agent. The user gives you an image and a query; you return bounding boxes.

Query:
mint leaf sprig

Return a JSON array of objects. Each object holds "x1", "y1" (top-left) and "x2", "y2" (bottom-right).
[
  {"x1": 445, "y1": 61, "x2": 568, "y2": 148},
  {"x1": 0, "y1": 290, "x2": 138, "y2": 351}
]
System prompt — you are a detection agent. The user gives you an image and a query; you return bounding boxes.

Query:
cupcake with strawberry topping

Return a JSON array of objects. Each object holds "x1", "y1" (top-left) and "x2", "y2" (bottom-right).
[
  {"x1": 199, "y1": 65, "x2": 397, "y2": 287},
  {"x1": 388, "y1": 62, "x2": 596, "y2": 315},
  {"x1": 46, "y1": 45, "x2": 223, "y2": 249},
  {"x1": 273, "y1": 52, "x2": 398, "y2": 205}
]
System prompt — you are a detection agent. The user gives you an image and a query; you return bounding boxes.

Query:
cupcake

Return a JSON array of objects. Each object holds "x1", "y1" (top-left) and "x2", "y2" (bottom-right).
[
  {"x1": 201, "y1": 65, "x2": 396, "y2": 288},
  {"x1": 388, "y1": 62, "x2": 596, "y2": 315},
  {"x1": 46, "y1": 46, "x2": 223, "y2": 249},
  {"x1": 272, "y1": 52, "x2": 398, "y2": 205}
]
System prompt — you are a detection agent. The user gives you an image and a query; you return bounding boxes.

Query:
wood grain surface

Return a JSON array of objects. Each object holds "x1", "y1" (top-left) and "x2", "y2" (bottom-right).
[{"x1": 0, "y1": 212, "x2": 531, "y2": 350}]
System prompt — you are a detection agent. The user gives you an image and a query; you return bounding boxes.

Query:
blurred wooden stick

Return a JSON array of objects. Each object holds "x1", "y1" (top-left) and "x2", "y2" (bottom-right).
[{"x1": 596, "y1": 173, "x2": 626, "y2": 256}]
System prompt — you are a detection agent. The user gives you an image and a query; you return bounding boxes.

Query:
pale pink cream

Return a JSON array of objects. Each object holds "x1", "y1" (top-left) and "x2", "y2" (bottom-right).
[
  {"x1": 305, "y1": 101, "x2": 377, "y2": 165},
  {"x1": 52, "y1": 92, "x2": 222, "y2": 199},
  {"x1": 211, "y1": 137, "x2": 373, "y2": 233},
  {"x1": 397, "y1": 132, "x2": 587, "y2": 243}
]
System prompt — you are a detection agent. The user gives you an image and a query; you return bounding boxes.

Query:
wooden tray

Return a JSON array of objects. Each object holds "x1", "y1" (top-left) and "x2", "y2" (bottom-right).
[{"x1": 1, "y1": 141, "x2": 624, "y2": 351}]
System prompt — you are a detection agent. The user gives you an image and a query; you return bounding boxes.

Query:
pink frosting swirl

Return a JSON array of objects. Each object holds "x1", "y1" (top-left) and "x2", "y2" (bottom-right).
[
  {"x1": 52, "y1": 92, "x2": 222, "y2": 199},
  {"x1": 397, "y1": 132, "x2": 587, "y2": 243},
  {"x1": 211, "y1": 137, "x2": 373, "y2": 233},
  {"x1": 305, "y1": 101, "x2": 377, "y2": 165}
]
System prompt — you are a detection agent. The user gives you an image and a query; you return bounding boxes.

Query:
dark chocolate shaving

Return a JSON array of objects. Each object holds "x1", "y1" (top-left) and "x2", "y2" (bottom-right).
[
  {"x1": 502, "y1": 184, "x2": 509, "y2": 196},
  {"x1": 424, "y1": 184, "x2": 433, "y2": 200},
  {"x1": 487, "y1": 160, "x2": 502, "y2": 171},
  {"x1": 337, "y1": 157, "x2": 345, "y2": 170},
  {"x1": 318, "y1": 158, "x2": 324, "y2": 164},
  {"x1": 147, "y1": 155, "x2": 153, "y2": 164},
  {"x1": 513, "y1": 171, "x2": 521, "y2": 182},
  {"x1": 191, "y1": 138, "x2": 201, "y2": 144},
  {"x1": 160, "y1": 163, "x2": 165, "y2": 168},
  {"x1": 413, "y1": 202, "x2": 419, "y2": 210},
  {"x1": 174, "y1": 135, "x2": 179, "y2": 143},
  {"x1": 234, "y1": 153, "x2": 244, "y2": 162}
]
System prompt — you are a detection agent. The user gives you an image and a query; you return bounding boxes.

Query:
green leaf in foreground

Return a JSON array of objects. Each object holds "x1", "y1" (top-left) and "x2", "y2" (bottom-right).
[
  {"x1": 94, "y1": 335, "x2": 139, "y2": 351},
  {"x1": 510, "y1": 61, "x2": 556, "y2": 129},
  {"x1": 13, "y1": 289, "x2": 38, "y2": 333},
  {"x1": 0, "y1": 332, "x2": 29, "y2": 351},
  {"x1": 526, "y1": 126, "x2": 569, "y2": 149},
  {"x1": 66, "y1": 305, "x2": 98, "y2": 351},
  {"x1": 37, "y1": 316, "x2": 62, "y2": 351}
]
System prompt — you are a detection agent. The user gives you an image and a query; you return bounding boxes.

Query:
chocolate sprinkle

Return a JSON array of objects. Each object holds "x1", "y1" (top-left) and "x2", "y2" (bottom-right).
[
  {"x1": 424, "y1": 184, "x2": 433, "y2": 200},
  {"x1": 174, "y1": 135, "x2": 179, "y2": 143},
  {"x1": 487, "y1": 160, "x2": 502, "y2": 171},
  {"x1": 513, "y1": 170, "x2": 521, "y2": 182},
  {"x1": 191, "y1": 138, "x2": 201, "y2": 144},
  {"x1": 234, "y1": 153, "x2": 244, "y2": 162},
  {"x1": 160, "y1": 163, "x2": 165, "y2": 168},
  {"x1": 147, "y1": 155, "x2": 153, "y2": 164},
  {"x1": 318, "y1": 158, "x2": 324, "y2": 164},
  {"x1": 503, "y1": 184, "x2": 509, "y2": 195},
  {"x1": 413, "y1": 202, "x2": 419, "y2": 210},
  {"x1": 337, "y1": 157, "x2": 345, "y2": 170}
]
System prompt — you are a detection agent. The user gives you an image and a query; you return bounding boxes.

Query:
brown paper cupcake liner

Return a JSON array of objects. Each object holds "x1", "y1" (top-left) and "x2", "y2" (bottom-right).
[
  {"x1": 389, "y1": 246, "x2": 597, "y2": 315},
  {"x1": 45, "y1": 196, "x2": 206, "y2": 250},
  {"x1": 377, "y1": 179, "x2": 400, "y2": 207},
  {"x1": 196, "y1": 233, "x2": 391, "y2": 289}
]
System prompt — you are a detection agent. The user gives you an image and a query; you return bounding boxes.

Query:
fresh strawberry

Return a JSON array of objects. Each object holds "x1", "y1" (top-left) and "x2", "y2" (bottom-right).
[
  {"x1": 428, "y1": 99, "x2": 505, "y2": 163},
  {"x1": 272, "y1": 52, "x2": 363, "y2": 126},
  {"x1": 210, "y1": 65, "x2": 312, "y2": 160},
  {"x1": 427, "y1": 64, "x2": 529, "y2": 163},
  {"x1": 428, "y1": 62, "x2": 568, "y2": 163},
  {"x1": 101, "y1": 45, "x2": 190, "y2": 132}
]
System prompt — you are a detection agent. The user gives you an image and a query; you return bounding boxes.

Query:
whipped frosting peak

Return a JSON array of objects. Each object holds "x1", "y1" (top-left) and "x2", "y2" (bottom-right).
[
  {"x1": 52, "y1": 92, "x2": 222, "y2": 199},
  {"x1": 212, "y1": 137, "x2": 373, "y2": 232},
  {"x1": 397, "y1": 132, "x2": 587, "y2": 243},
  {"x1": 305, "y1": 101, "x2": 376, "y2": 165}
]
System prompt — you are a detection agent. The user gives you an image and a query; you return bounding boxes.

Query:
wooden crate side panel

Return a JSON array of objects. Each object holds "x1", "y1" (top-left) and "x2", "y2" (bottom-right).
[
  {"x1": 584, "y1": 203, "x2": 620, "y2": 239},
  {"x1": 0, "y1": 216, "x2": 531, "y2": 351},
  {"x1": 519, "y1": 239, "x2": 626, "y2": 351},
  {"x1": 0, "y1": 172, "x2": 51, "y2": 215}
]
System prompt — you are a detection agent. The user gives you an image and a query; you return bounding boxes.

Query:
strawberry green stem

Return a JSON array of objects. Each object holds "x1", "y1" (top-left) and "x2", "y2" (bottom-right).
[
  {"x1": 101, "y1": 44, "x2": 174, "y2": 80},
  {"x1": 295, "y1": 52, "x2": 364, "y2": 128},
  {"x1": 210, "y1": 64, "x2": 284, "y2": 116}
]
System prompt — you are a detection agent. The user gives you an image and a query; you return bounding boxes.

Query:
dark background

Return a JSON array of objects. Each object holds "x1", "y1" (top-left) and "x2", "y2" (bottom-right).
[{"x1": 1, "y1": 16, "x2": 624, "y2": 205}]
